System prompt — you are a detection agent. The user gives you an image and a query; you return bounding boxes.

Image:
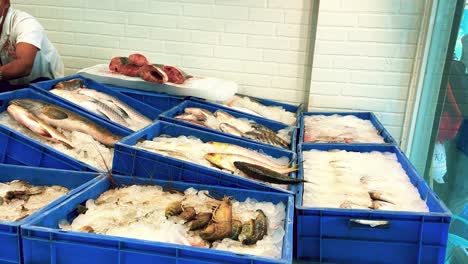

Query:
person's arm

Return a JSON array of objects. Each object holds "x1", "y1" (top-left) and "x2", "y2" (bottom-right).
[{"x1": 0, "y1": 42, "x2": 38, "y2": 81}]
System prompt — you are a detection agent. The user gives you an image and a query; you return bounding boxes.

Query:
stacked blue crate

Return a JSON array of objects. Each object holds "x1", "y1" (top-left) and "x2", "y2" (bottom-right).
[
  {"x1": 30, "y1": 75, "x2": 161, "y2": 132},
  {"x1": 160, "y1": 100, "x2": 297, "y2": 152},
  {"x1": 0, "y1": 164, "x2": 99, "y2": 264},
  {"x1": 113, "y1": 120, "x2": 297, "y2": 194},
  {"x1": 0, "y1": 88, "x2": 130, "y2": 171},
  {"x1": 295, "y1": 112, "x2": 452, "y2": 263},
  {"x1": 21, "y1": 175, "x2": 294, "y2": 264}
]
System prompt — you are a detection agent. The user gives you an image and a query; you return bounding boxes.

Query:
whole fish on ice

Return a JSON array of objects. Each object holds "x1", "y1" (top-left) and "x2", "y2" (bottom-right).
[
  {"x1": 175, "y1": 107, "x2": 291, "y2": 148},
  {"x1": 51, "y1": 79, "x2": 152, "y2": 131},
  {"x1": 7, "y1": 99, "x2": 122, "y2": 147}
]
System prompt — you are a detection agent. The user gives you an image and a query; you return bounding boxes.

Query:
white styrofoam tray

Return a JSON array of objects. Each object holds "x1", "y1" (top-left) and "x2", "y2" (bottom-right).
[{"x1": 78, "y1": 64, "x2": 238, "y2": 101}]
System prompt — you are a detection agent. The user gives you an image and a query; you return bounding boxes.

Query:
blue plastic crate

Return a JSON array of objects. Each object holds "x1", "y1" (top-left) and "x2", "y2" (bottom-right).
[
  {"x1": 190, "y1": 96, "x2": 301, "y2": 126},
  {"x1": 0, "y1": 164, "x2": 99, "y2": 264},
  {"x1": 21, "y1": 175, "x2": 294, "y2": 264},
  {"x1": 113, "y1": 120, "x2": 297, "y2": 194},
  {"x1": 160, "y1": 100, "x2": 297, "y2": 152},
  {"x1": 106, "y1": 84, "x2": 185, "y2": 112},
  {"x1": 30, "y1": 74, "x2": 161, "y2": 132},
  {"x1": 295, "y1": 144, "x2": 452, "y2": 264},
  {"x1": 299, "y1": 112, "x2": 397, "y2": 145},
  {"x1": 0, "y1": 88, "x2": 130, "y2": 172}
]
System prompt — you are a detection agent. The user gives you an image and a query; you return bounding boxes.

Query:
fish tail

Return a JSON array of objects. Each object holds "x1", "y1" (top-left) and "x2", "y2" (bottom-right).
[{"x1": 281, "y1": 165, "x2": 299, "y2": 174}]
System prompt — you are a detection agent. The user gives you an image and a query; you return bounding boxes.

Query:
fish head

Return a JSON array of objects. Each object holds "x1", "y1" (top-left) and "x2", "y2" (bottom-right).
[
  {"x1": 53, "y1": 79, "x2": 85, "y2": 91},
  {"x1": 7, "y1": 103, "x2": 74, "y2": 149}
]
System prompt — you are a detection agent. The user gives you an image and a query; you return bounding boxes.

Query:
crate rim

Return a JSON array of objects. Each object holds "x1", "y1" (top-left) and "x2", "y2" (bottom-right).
[{"x1": 299, "y1": 111, "x2": 397, "y2": 145}]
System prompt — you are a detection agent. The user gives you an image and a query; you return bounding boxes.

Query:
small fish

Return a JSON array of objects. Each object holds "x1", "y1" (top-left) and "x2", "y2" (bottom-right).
[
  {"x1": 53, "y1": 79, "x2": 85, "y2": 90},
  {"x1": 205, "y1": 153, "x2": 297, "y2": 175},
  {"x1": 219, "y1": 123, "x2": 243, "y2": 137},
  {"x1": 243, "y1": 130, "x2": 289, "y2": 149},
  {"x1": 233, "y1": 161, "x2": 303, "y2": 184},
  {"x1": 207, "y1": 142, "x2": 289, "y2": 170},
  {"x1": 7, "y1": 102, "x2": 73, "y2": 148},
  {"x1": 184, "y1": 108, "x2": 213, "y2": 119},
  {"x1": 175, "y1": 113, "x2": 206, "y2": 122},
  {"x1": 214, "y1": 110, "x2": 236, "y2": 124}
]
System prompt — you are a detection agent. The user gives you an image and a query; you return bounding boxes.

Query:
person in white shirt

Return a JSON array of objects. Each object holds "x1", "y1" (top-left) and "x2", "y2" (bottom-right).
[{"x1": 0, "y1": 0, "x2": 64, "y2": 92}]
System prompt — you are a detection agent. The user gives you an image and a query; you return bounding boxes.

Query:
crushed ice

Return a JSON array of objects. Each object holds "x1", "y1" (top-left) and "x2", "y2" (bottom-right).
[{"x1": 60, "y1": 185, "x2": 287, "y2": 259}]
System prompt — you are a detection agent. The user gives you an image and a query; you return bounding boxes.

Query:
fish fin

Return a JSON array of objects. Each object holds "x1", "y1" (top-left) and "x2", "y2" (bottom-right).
[
  {"x1": 283, "y1": 165, "x2": 299, "y2": 174},
  {"x1": 42, "y1": 107, "x2": 68, "y2": 120},
  {"x1": 96, "y1": 108, "x2": 111, "y2": 121}
]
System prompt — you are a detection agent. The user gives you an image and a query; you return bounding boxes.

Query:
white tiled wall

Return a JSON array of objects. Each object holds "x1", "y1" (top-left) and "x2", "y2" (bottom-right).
[
  {"x1": 11, "y1": 0, "x2": 316, "y2": 105},
  {"x1": 11, "y1": 0, "x2": 427, "y2": 143},
  {"x1": 309, "y1": 0, "x2": 426, "y2": 143}
]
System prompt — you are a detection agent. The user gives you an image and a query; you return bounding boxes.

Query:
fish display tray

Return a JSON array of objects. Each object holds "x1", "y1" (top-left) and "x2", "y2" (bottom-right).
[
  {"x1": 299, "y1": 112, "x2": 397, "y2": 145},
  {"x1": 30, "y1": 74, "x2": 161, "y2": 132},
  {"x1": 295, "y1": 144, "x2": 452, "y2": 264},
  {"x1": 0, "y1": 164, "x2": 99, "y2": 264},
  {"x1": 191, "y1": 96, "x2": 302, "y2": 126},
  {"x1": 107, "y1": 85, "x2": 185, "y2": 112},
  {"x1": 78, "y1": 64, "x2": 238, "y2": 101},
  {"x1": 160, "y1": 100, "x2": 297, "y2": 152},
  {"x1": 21, "y1": 175, "x2": 294, "y2": 264},
  {"x1": 0, "y1": 88, "x2": 130, "y2": 172},
  {"x1": 113, "y1": 121, "x2": 297, "y2": 194}
]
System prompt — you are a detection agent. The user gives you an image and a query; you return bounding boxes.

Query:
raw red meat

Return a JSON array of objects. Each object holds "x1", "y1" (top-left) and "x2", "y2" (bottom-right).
[
  {"x1": 129, "y1": 54, "x2": 149, "y2": 67},
  {"x1": 162, "y1": 65, "x2": 188, "y2": 84},
  {"x1": 138, "y1": 65, "x2": 168, "y2": 84},
  {"x1": 109, "y1": 57, "x2": 129, "y2": 72},
  {"x1": 119, "y1": 64, "x2": 140, "y2": 77}
]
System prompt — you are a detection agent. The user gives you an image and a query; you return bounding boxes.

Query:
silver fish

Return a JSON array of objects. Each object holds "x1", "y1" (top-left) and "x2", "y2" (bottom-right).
[
  {"x1": 77, "y1": 89, "x2": 151, "y2": 126},
  {"x1": 9, "y1": 99, "x2": 122, "y2": 147}
]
